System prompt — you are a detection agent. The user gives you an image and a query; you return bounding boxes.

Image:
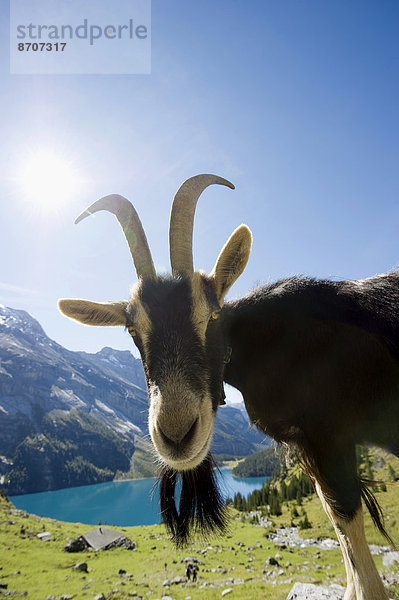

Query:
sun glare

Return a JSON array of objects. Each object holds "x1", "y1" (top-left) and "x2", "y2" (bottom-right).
[{"x1": 17, "y1": 150, "x2": 84, "y2": 212}]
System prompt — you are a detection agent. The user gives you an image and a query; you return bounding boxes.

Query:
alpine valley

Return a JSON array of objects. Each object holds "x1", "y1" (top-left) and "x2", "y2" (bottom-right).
[{"x1": 0, "y1": 305, "x2": 267, "y2": 495}]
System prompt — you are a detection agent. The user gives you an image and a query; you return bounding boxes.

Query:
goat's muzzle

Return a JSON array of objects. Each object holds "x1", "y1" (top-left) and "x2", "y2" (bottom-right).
[{"x1": 149, "y1": 386, "x2": 215, "y2": 471}]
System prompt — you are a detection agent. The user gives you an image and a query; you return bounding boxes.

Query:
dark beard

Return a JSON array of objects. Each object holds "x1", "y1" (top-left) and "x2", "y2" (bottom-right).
[{"x1": 157, "y1": 453, "x2": 227, "y2": 547}]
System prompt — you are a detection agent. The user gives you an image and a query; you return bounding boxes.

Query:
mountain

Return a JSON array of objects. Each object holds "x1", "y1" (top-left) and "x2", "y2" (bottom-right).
[
  {"x1": 232, "y1": 446, "x2": 282, "y2": 477},
  {"x1": 0, "y1": 306, "x2": 148, "y2": 454},
  {"x1": 213, "y1": 405, "x2": 266, "y2": 456},
  {"x1": 0, "y1": 305, "x2": 267, "y2": 494}
]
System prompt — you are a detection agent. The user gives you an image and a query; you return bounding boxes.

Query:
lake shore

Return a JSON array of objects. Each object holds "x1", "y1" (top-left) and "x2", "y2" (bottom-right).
[{"x1": 10, "y1": 467, "x2": 269, "y2": 527}]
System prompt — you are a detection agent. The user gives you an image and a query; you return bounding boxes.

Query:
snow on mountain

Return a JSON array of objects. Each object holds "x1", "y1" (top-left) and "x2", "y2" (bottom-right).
[{"x1": 0, "y1": 304, "x2": 47, "y2": 338}]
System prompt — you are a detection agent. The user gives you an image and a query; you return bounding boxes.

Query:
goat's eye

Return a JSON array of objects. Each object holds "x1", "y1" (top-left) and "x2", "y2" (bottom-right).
[
  {"x1": 128, "y1": 326, "x2": 137, "y2": 337},
  {"x1": 210, "y1": 310, "x2": 221, "y2": 321}
]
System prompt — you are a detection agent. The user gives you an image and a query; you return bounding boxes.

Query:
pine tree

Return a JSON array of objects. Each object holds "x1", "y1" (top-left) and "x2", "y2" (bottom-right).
[
  {"x1": 269, "y1": 489, "x2": 282, "y2": 516},
  {"x1": 299, "y1": 512, "x2": 312, "y2": 530},
  {"x1": 388, "y1": 464, "x2": 397, "y2": 482},
  {"x1": 363, "y1": 449, "x2": 374, "y2": 480},
  {"x1": 234, "y1": 492, "x2": 243, "y2": 511},
  {"x1": 280, "y1": 480, "x2": 287, "y2": 501}
]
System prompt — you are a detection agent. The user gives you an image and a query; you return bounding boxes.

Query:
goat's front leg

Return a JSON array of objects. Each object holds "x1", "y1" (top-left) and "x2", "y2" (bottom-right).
[
  {"x1": 316, "y1": 483, "x2": 388, "y2": 600},
  {"x1": 316, "y1": 482, "x2": 356, "y2": 600}
]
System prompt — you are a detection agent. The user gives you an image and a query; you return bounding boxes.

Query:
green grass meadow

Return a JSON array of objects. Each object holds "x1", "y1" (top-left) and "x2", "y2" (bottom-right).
[{"x1": 1, "y1": 475, "x2": 398, "y2": 600}]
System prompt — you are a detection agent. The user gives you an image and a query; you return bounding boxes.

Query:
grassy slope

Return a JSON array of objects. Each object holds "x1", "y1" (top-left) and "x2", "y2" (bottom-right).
[
  {"x1": 1, "y1": 483, "x2": 398, "y2": 600},
  {"x1": 1, "y1": 448, "x2": 398, "y2": 599},
  {"x1": 271, "y1": 447, "x2": 399, "y2": 544}
]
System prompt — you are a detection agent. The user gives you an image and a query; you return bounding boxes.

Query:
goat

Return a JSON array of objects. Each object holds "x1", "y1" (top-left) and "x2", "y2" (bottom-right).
[{"x1": 59, "y1": 174, "x2": 399, "y2": 600}]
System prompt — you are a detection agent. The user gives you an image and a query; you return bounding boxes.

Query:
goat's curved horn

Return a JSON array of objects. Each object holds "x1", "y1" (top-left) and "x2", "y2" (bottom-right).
[
  {"x1": 75, "y1": 194, "x2": 156, "y2": 280},
  {"x1": 169, "y1": 174, "x2": 235, "y2": 276}
]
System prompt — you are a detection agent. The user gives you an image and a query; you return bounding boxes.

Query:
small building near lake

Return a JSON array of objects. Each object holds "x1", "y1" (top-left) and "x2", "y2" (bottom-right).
[{"x1": 64, "y1": 526, "x2": 136, "y2": 552}]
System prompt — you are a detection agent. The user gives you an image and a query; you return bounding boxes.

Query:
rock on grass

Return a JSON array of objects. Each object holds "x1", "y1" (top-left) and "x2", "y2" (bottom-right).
[{"x1": 287, "y1": 582, "x2": 345, "y2": 599}]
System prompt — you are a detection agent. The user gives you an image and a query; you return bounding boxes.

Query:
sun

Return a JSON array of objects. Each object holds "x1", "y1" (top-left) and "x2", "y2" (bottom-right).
[{"x1": 16, "y1": 150, "x2": 84, "y2": 211}]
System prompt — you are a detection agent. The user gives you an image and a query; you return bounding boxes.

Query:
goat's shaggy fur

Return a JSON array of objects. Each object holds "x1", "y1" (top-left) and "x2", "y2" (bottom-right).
[{"x1": 158, "y1": 454, "x2": 226, "y2": 547}]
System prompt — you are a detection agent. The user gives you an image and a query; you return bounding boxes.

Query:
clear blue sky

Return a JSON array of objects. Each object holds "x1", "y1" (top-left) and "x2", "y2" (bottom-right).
[{"x1": 0, "y1": 0, "x2": 398, "y2": 366}]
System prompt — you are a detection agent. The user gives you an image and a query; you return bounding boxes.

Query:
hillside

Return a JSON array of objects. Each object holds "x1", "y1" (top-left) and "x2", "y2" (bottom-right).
[
  {"x1": 232, "y1": 446, "x2": 399, "y2": 545},
  {"x1": 0, "y1": 442, "x2": 398, "y2": 599},
  {"x1": 232, "y1": 446, "x2": 282, "y2": 477},
  {"x1": 0, "y1": 472, "x2": 398, "y2": 600},
  {"x1": 7, "y1": 409, "x2": 135, "y2": 494},
  {"x1": 0, "y1": 305, "x2": 266, "y2": 494}
]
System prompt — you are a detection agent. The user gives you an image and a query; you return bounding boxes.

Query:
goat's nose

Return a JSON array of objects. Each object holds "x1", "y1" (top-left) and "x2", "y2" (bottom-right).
[{"x1": 158, "y1": 417, "x2": 198, "y2": 449}]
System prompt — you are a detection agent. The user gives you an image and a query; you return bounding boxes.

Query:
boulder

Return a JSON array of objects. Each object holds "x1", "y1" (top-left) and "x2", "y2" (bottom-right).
[
  {"x1": 168, "y1": 576, "x2": 186, "y2": 586},
  {"x1": 382, "y1": 551, "x2": 399, "y2": 568},
  {"x1": 63, "y1": 536, "x2": 89, "y2": 553},
  {"x1": 287, "y1": 583, "x2": 345, "y2": 599},
  {"x1": 163, "y1": 576, "x2": 187, "y2": 587},
  {"x1": 37, "y1": 532, "x2": 51, "y2": 542},
  {"x1": 72, "y1": 562, "x2": 88, "y2": 573},
  {"x1": 181, "y1": 556, "x2": 201, "y2": 564},
  {"x1": 118, "y1": 569, "x2": 132, "y2": 578}
]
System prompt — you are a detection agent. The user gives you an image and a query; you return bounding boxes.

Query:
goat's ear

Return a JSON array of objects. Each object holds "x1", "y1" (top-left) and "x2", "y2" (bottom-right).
[
  {"x1": 58, "y1": 299, "x2": 128, "y2": 326},
  {"x1": 210, "y1": 225, "x2": 252, "y2": 304}
]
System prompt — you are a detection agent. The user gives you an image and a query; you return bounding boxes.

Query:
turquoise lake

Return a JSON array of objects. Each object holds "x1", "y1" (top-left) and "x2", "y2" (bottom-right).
[{"x1": 10, "y1": 468, "x2": 268, "y2": 527}]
